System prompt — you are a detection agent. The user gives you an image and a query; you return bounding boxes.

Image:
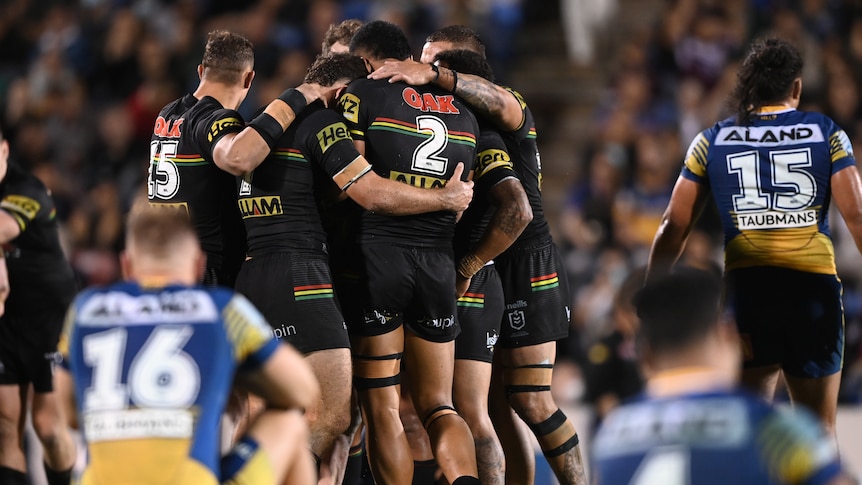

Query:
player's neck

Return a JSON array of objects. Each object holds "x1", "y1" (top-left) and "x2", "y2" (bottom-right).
[
  {"x1": 646, "y1": 366, "x2": 736, "y2": 398},
  {"x1": 193, "y1": 81, "x2": 243, "y2": 110},
  {"x1": 132, "y1": 273, "x2": 197, "y2": 289}
]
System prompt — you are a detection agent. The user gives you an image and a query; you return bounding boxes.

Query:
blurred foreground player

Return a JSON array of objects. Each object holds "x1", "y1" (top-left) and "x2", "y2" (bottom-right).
[
  {"x1": 56, "y1": 207, "x2": 320, "y2": 484},
  {"x1": 593, "y1": 269, "x2": 855, "y2": 485},
  {"x1": 0, "y1": 126, "x2": 77, "y2": 485}
]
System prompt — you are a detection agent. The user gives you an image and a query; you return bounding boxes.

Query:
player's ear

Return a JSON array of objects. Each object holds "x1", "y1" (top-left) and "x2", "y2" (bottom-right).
[
  {"x1": 197, "y1": 64, "x2": 204, "y2": 80},
  {"x1": 791, "y1": 77, "x2": 802, "y2": 103},
  {"x1": 119, "y1": 251, "x2": 133, "y2": 281},
  {"x1": 243, "y1": 70, "x2": 255, "y2": 89}
]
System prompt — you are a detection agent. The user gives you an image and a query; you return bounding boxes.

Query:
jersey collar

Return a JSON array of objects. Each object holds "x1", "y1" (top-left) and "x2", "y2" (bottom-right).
[{"x1": 755, "y1": 105, "x2": 795, "y2": 115}]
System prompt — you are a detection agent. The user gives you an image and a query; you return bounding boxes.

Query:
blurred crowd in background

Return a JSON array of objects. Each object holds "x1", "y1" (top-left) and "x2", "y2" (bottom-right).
[{"x1": 1, "y1": 0, "x2": 862, "y2": 420}]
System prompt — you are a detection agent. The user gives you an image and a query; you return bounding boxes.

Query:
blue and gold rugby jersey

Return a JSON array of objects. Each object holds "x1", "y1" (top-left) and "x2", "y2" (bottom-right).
[
  {"x1": 682, "y1": 107, "x2": 855, "y2": 274},
  {"x1": 593, "y1": 388, "x2": 844, "y2": 485},
  {"x1": 59, "y1": 282, "x2": 279, "y2": 485}
]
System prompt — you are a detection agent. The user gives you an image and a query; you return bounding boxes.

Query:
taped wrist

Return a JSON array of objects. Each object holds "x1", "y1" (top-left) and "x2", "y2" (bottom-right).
[
  {"x1": 430, "y1": 63, "x2": 440, "y2": 84},
  {"x1": 248, "y1": 113, "x2": 282, "y2": 150},
  {"x1": 457, "y1": 253, "x2": 484, "y2": 279},
  {"x1": 278, "y1": 88, "x2": 308, "y2": 118}
]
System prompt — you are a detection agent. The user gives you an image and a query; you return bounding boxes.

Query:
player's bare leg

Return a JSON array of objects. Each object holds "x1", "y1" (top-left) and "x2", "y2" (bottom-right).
[
  {"x1": 306, "y1": 348, "x2": 353, "y2": 484},
  {"x1": 498, "y1": 343, "x2": 586, "y2": 485},
  {"x1": 400, "y1": 379, "x2": 436, "y2": 484},
  {"x1": 785, "y1": 371, "x2": 842, "y2": 438},
  {"x1": 233, "y1": 409, "x2": 316, "y2": 485},
  {"x1": 404, "y1": 331, "x2": 479, "y2": 484},
  {"x1": 489, "y1": 361, "x2": 534, "y2": 484},
  {"x1": 0, "y1": 384, "x2": 27, "y2": 480},
  {"x1": 30, "y1": 389, "x2": 76, "y2": 483},
  {"x1": 741, "y1": 364, "x2": 782, "y2": 402},
  {"x1": 454, "y1": 359, "x2": 504, "y2": 485},
  {"x1": 353, "y1": 326, "x2": 413, "y2": 484}
]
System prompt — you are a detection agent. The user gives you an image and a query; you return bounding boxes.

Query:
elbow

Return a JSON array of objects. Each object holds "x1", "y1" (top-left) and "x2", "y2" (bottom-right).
[
  {"x1": 220, "y1": 155, "x2": 248, "y2": 177},
  {"x1": 517, "y1": 202, "x2": 533, "y2": 230}
]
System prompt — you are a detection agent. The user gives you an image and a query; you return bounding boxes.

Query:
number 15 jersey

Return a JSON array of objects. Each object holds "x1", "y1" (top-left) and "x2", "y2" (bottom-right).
[{"x1": 682, "y1": 107, "x2": 855, "y2": 275}]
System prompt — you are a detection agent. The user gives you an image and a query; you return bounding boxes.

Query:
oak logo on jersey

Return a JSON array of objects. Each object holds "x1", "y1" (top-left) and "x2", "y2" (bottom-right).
[
  {"x1": 339, "y1": 93, "x2": 360, "y2": 124},
  {"x1": 1, "y1": 195, "x2": 40, "y2": 222},
  {"x1": 317, "y1": 122, "x2": 350, "y2": 154},
  {"x1": 238, "y1": 196, "x2": 283, "y2": 218},
  {"x1": 390, "y1": 170, "x2": 446, "y2": 189},
  {"x1": 475, "y1": 149, "x2": 513, "y2": 179},
  {"x1": 207, "y1": 117, "x2": 243, "y2": 142},
  {"x1": 402, "y1": 87, "x2": 460, "y2": 114},
  {"x1": 153, "y1": 116, "x2": 183, "y2": 138}
]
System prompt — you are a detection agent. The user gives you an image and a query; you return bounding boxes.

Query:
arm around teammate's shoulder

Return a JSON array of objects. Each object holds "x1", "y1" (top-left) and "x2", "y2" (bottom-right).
[{"x1": 832, "y1": 165, "x2": 862, "y2": 254}]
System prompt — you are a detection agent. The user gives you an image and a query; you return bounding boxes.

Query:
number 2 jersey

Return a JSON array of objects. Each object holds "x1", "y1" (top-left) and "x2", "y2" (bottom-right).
[
  {"x1": 149, "y1": 94, "x2": 247, "y2": 280},
  {"x1": 59, "y1": 282, "x2": 279, "y2": 485},
  {"x1": 592, "y1": 389, "x2": 844, "y2": 485},
  {"x1": 338, "y1": 78, "x2": 479, "y2": 246},
  {"x1": 682, "y1": 107, "x2": 855, "y2": 274}
]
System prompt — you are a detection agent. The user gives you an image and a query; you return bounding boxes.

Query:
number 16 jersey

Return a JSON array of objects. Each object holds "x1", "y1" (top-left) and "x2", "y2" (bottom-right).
[{"x1": 682, "y1": 107, "x2": 855, "y2": 274}]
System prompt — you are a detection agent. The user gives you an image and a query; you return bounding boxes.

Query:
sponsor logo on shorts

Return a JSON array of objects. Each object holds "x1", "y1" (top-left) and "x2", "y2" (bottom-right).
[
  {"x1": 531, "y1": 272, "x2": 559, "y2": 292},
  {"x1": 365, "y1": 310, "x2": 395, "y2": 326},
  {"x1": 736, "y1": 210, "x2": 817, "y2": 230},
  {"x1": 272, "y1": 323, "x2": 297, "y2": 339},
  {"x1": 486, "y1": 330, "x2": 498, "y2": 350},
  {"x1": 508, "y1": 310, "x2": 526, "y2": 330},
  {"x1": 294, "y1": 284, "x2": 334, "y2": 301},
  {"x1": 506, "y1": 300, "x2": 527, "y2": 310},
  {"x1": 421, "y1": 315, "x2": 455, "y2": 329}
]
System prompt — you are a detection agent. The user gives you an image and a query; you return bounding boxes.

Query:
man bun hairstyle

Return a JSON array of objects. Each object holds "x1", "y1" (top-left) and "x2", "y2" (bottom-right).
[
  {"x1": 427, "y1": 25, "x2": 486, "y2": 57},
  {"x1": 731, "y1": 37, "x2": 803, "y2": 125},
  {"x1": 348, "y1": 20, "x2": 412, "y2": 62}
]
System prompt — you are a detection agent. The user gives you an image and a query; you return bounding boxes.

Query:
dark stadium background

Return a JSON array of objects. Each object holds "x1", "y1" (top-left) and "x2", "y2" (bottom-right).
[{"x1": 1, "y1": 0, "x2": 861, "y2": 477}]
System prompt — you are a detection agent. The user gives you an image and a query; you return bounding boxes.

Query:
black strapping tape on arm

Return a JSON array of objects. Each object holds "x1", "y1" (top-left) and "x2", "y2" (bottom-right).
[
  {"x1": 247, "y1": 112, "x2": 282, "y2": 150},
  {"x1": 278, "y1": 88, "x2": 308, "y2": 118}
]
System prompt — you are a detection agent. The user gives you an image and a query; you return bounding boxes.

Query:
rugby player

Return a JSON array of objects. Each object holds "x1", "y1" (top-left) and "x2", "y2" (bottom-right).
[
  {"x1": 593, "y1": 269, "x2": 855, "y2": 485},
  {"x1": 148, "y1": 30, "x2": 323, "y2": 287},
  {"x1": 233, "y1": 53, "x2": 473, "y2": 484},
  {"x1": 340, "y1": 20, "x2": 481, "y2": 485},
  {"x1": 56, "y1": 206, "x2": 320, "y2": 484},
  {"x1": 647, "y1": 38, "x2": 862, "y2": 438},
  {"x1": 321, "y1": 19, "x2": 364, "y2": 56},
  {"x1": 0, "y1": 126, "x2": 77, "y2": 485},
  {"x1": 370, "y1": 26, "x2": 587, "y2": 485}
]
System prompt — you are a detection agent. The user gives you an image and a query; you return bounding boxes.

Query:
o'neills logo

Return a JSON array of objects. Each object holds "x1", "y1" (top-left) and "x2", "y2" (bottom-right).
[
  {"x1": 238, "y1": 196, "x2": 283, "y2": 218},
  {"x1": 737, "y1": 210, "x2": 816, "y2": 230}
]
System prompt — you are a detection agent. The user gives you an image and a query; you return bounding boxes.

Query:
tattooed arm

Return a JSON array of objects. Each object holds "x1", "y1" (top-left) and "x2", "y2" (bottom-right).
[{"x1": 369, "y1": 59, "x2": 525, "y2": 132}]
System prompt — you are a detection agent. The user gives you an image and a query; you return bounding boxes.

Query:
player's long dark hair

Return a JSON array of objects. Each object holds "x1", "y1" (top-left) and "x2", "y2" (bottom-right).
[{"x1": 731, "y1": 37, "x2": 803, "y2": 125}]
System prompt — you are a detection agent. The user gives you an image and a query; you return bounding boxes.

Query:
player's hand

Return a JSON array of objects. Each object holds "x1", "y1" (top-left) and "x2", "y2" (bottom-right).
[
  {"x1": 368, "y1": 59, "x2": 435, "y2": 85},
  {"x1": 295, "y1": 83, "x2": 329, "y2": 106},
  {"x1": 456, "y1": 274, "x2": 471, "y2": 298},
  {"x1": 441, "y1": 162, "x2": 473, "y2": 212}
]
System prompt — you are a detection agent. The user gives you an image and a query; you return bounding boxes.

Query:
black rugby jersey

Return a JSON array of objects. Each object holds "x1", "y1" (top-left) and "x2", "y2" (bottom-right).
[
  {"x1": 237, "y1": 102, "x2": 361, "y2": 255},
  {"x1": 148, "y1": 94, "x2": 246, "y2": 269},
  {"x1": 339, "y1": 78, "x2": 479, "y2": 246},
  {"x1": 0, "y1": 164, "x2": 74, "y2": 288},
  {"x1": 502, "y1": 89, "x2": 550, "y2": 247},
  {"x1": 454, "y1": 123, "x2": 518, "y2": 259}
]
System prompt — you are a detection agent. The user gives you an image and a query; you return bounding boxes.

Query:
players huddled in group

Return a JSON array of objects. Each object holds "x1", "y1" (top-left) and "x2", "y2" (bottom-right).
[{"x1": 0, "y1": 14, "x2": 858, "y2": 485}]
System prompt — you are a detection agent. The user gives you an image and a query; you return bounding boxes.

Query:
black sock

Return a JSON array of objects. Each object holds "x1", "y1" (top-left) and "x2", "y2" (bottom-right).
[
  {"x1": 343, "y1": 444, "x2": 364, "y2": 485},
  {"x1": 413, "y1": 459, "x2": 437, "y2": 485},
  {"x1": 44, "y1": 462, "x2": 73, "y2": 485},
  {"x1": 451, "y1": 477, "x2": 481, "y2": 485},
  {"x1": 0, "y1": 466, "x2": 27, "y2": 485}
]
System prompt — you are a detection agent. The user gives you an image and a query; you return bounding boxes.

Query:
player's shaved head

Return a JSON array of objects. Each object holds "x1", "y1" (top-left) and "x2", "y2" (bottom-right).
[
  {"x1": 634, "y1": 268, "x2": 724, "y2": 354},
  {"x1": 123, "y1": 204, "x2": 204, "y2": 284},
  {"x1": 200, "y1": 30, "x2": 254, "y2": 85},
  {"x1": 349, "y1": 20, "x2": 412, "y2": 62}
]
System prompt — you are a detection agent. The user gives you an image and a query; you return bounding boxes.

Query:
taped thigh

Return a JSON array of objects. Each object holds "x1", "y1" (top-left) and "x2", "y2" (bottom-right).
[
  {"x1": 352, "y1": 353, "x2": 402, "y2": 390},
  {"x1": 503, "y1": 364, "x2": 553, "y2": 395}
]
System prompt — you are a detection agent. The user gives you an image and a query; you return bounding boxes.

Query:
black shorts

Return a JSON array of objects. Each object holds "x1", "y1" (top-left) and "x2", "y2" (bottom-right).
[
  {"x1": 234, "y1": 251, "x2": 349, "y2": 354},
  {"x1": 496, "y1": 238, "x2": 571, "y2": 348},
  {"x1": 0, "y1": 306, "x2": 67, "y2": 393},
  {"x1": 728, "y1": 266, "x2": 844, "y2": 378},
  {"x1": 356, "y1": 244, "x2": 460, "y2": 343},
  {"x1": 456, "y1": 264, "x2": 504, "y2": 363}
]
